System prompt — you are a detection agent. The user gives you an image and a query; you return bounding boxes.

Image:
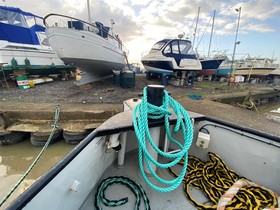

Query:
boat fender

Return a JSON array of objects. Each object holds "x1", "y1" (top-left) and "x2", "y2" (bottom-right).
[
  {"x1": 11, "y1": 58, "x2": 18, "y2": 70},
  {"x1": 25, "y1": 58, "x2": 31, "y2": 69}
]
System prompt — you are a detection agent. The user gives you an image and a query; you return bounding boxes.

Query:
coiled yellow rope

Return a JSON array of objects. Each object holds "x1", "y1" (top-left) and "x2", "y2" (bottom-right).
[{"x1": 168, "y1": 152, "x2": 279, "y2": 210}]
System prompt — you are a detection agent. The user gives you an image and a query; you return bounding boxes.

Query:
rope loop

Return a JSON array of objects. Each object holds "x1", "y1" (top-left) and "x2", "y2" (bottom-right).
[
  {"x1": 133, "y1": 86, "x2": 193, "y2": 192},
  {"x1": 94, "y1": 176, "x2": 151, "y2": 210}
]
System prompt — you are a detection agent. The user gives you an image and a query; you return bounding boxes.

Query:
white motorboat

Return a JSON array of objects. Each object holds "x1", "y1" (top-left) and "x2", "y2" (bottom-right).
[
  {"x1": 0, "y1": 6, "x2": 71, "y2": 78},
  {"x1": 43, "y1": 14, "x2": 126, "y2": 85},
  {"x1": 217, "y1": 56, "x2": 278, "y2": 79},
  {"x1": 141, "y1": 38, "x2": 202, "y2": 79},
  {"x1": 4, "y1": 85, "x2": 280, "y2": 210}
]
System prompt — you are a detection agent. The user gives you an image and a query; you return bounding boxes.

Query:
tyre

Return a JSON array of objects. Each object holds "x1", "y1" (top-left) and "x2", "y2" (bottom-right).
[
  {"x1": 63, "y1": 130, "x2": 91, "y2": 145},
  {"x1": 30, "y1": 130, "x2": 62, "y2": 147},
  {"x1": 0, "y1": 131, "x2": 29, "y2": 145}
]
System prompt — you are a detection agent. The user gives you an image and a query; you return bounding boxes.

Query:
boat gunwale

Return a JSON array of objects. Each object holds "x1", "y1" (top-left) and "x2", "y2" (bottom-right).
[{"x1": 6, "y1": 113, "x2": 280, "y2": 210}]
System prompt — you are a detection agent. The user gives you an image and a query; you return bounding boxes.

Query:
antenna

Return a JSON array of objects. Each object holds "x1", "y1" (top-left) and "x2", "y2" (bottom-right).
[{"x1": 110, "y1": 19, "x2": 115, "y2": 31}]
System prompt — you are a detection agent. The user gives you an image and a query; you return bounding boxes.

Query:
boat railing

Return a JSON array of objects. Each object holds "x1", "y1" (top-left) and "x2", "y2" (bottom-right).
[{"x1": 43, "y1": 13, "x2": 123, "y2": 47}]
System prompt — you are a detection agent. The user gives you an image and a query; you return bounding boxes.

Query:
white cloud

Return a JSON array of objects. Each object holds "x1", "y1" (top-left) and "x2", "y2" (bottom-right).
[
  {"x1": 2, "y1": 0, "x2": 279, "y2": 62},
  {"x1": 245, "y1": 24, "x2": 275, "y2": 32}
]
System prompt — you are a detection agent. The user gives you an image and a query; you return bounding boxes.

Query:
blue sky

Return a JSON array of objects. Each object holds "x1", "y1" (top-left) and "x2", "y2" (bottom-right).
[{"x1": 3, "y1": 0, "x2": 280, "y2": 64}]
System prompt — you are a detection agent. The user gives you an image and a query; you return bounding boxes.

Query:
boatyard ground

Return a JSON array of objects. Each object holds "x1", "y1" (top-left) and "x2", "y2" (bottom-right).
[{"x1": 0, "y1": 74, "x2": 279, "y2": 136}]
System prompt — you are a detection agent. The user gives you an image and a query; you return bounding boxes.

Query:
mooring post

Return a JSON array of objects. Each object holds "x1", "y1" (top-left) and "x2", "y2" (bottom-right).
[{"x1": 144, "y1": 85, "x2": 164, "y2": 174}]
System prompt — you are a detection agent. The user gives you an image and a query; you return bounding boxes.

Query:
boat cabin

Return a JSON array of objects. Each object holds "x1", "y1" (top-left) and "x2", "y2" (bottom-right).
[
  {"x1": 150, "y1": 39, "x2": 198, "y2": 66},
  {"x1": 0, "y1": 6, "x2": 45, "y2": 45}
]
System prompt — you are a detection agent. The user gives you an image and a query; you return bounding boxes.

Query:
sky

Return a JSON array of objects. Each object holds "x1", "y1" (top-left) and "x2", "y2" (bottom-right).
[{"x1": 2, "y1": 0, "x2": 280, "y2": 65}]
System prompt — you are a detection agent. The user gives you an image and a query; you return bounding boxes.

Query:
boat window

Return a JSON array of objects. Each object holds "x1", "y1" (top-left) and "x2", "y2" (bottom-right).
[
  {"x1": 163, "y1": 44, "x2": 171, "y2": 53},
  {"x1": 26, "y1": 16, "x2": 36, "y2": 27},
  {"x1": 171, "y1": 41, "x2": 179, "y2": 54},
  {"x1": 152, "y1": 41, "x2": 166, "y2": 50},
  {"x1": 179, "y1": 40, "x2": 192, "y2": 55},
  {"x1": 0, "y1": 8, "x2": 28, "y2": 27}
]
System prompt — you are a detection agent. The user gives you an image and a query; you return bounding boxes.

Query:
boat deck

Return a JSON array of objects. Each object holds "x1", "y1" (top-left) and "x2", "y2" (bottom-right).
[{"x1": 81, "y1": 150, "x2": 205, "y2": 209}]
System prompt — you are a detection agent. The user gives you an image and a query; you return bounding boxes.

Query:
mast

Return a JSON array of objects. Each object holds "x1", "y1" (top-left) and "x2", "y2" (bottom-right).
[
  {"x1": 192, "y1": 7, "x2": 200, "y2": 48},
  {"x1": 207, "y1": 10, "x2": 216, "y2": 58},
  {"x1": 87, "y1": 0, "x2": 91, "y2": 23}
]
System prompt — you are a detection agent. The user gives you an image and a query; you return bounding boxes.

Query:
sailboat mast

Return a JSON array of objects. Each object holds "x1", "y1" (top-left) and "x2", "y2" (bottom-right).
[
  {"x1": 207, "y1": 10, "x2": 216, "y2": 58},
  {"x1": 87, "y1": 0, "x2": 91, "y2": 23},
  {"x1": 192, "y1": 7, "x2": 200, "y2": 48}
]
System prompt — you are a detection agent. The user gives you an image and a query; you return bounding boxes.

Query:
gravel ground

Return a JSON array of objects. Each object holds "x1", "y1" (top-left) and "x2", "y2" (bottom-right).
[
  {"x1": 1, "y1": 74, "x2": 279, "y2": 136},
  {"x1": 1, "y1": 74, "x2": 204, "y2": 104}
]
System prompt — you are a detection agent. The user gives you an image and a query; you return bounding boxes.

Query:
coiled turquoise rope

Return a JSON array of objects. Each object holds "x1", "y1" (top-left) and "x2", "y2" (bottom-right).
[{"x1": 132, "y1": 86, "x2": 193, "y2": 192}]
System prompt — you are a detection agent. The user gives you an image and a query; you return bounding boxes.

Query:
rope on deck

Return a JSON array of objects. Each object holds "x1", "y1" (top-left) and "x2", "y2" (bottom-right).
[
  {"x1": 132, "y1": 86, "x2": 193, "y2": 192},
  {"x1": 168, "y1": 152, "x2": 279, "y2": 210},
  {"x1": 94, "y1": 176, "x2": 151, "y2": 210},
  {"x1": 0, "y1": 105, "x2": 61, "y2": 207}
]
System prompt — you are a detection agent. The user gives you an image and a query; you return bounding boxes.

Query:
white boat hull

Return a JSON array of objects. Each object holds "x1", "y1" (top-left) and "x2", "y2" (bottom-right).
[
  {"x1": 46, "y1": 27, "x2": 126, "y2": 79},
  {"x1": 0, "y1": 41, "x2": 65, "y2": 67},
  {"x1": 235, "y1": 68, "x2": 276, "y2": 76},
  {"x1": 142, "y1": 54, "x2": 202, "y2": 74}
]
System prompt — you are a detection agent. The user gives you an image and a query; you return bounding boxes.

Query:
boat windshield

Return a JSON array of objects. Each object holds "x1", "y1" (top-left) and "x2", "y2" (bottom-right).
[
  {"x1": 0, "y1": 8, "x2": 44, "y2": 28},
  {"x1": 26, "y1": 16, "x2": 44, "y2": 28},
  {"x1": 163, "y1": 40, "x2": 196, "y2": 55},
  {"x1": 0, "y1": 8, "x2": 28, "y2": 27},
  {"x1": 151, "y1": 41, "x2": 166, "y2": 50}
]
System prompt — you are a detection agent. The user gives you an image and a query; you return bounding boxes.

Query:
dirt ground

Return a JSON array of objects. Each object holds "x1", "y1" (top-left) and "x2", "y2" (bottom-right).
[{"x1": 0, "y1": 74, "x2": 279, "y2": 136}]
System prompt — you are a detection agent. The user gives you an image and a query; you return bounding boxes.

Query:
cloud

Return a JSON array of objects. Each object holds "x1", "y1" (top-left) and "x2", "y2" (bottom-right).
[
  {"x1": 245, "y1": 24, "x2": 275, "y2": 33},
  {"x1": 2, "y1": 0, "x2": 279, "y2": 62}
]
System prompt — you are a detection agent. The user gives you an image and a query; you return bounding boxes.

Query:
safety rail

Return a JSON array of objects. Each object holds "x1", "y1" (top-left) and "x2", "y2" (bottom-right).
[{"x1": 43, "y1": 13, "x2": 123, "y2": 47}]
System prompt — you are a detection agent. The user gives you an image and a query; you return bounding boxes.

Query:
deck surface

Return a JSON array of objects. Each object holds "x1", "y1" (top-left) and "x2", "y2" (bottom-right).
[{"x1": 81, "y1": 150, "x2": 207, "y2": 209}]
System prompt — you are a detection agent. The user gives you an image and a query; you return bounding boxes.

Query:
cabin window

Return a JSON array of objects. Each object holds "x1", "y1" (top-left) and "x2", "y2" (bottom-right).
[
  {"x1": 171, "y1": 41, "x2": 179, "y2": 54},
  {"x1": 178, "y1": 40, "x2": 192, "y2": 55},
  {"x1": 163, "y1": 44, "x2": 171, "y2": 53},
  {"x1": 152, "y1": 41, "x2": 165, "y2": 50},
  {"x1": 0, "y1": 8, "x2": 28, "y2": 27}
]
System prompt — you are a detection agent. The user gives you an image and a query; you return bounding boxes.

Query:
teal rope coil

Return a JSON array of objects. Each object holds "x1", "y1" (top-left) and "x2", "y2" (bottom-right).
[
  {"x1": 132, "y1": 86, "x2": 193, "y2": 192},
  {"x1": 0, "y1": 105, "x2": 61, "y2": 207},
  {"x1": 94, "y1": 176, "x2": 151, "y2": 210}
]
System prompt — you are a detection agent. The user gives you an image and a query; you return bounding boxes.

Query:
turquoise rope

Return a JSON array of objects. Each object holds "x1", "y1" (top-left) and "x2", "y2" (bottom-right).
[
  {"x1": 0, "y1": 105, "x2": 61, "y2": 207},
  {"x1": 132, "y1": 87, "x2": 193, "y2": 192}
]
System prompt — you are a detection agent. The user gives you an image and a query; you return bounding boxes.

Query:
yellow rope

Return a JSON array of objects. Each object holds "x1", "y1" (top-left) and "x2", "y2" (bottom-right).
[{"x1": 168, "y1": 152, "x2": 278, "y2": 210}]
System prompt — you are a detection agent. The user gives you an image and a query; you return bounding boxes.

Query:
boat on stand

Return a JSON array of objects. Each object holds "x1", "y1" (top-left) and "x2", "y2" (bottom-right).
[
  {"x1": 0, "y1": 6, "x2": 72, "y2": 80},
  {"x1": 141, "y1": 37, "x2": 202, "y2": 86},
  {"x1": 217, "y1": 55, "x2": 278, "y2": 82},
  {"x1": 43, "y1": 12, "x2": 126, "y2": 85},
  {"x1": 4, "y1": 85, "x2": 280, "y2": 210}
]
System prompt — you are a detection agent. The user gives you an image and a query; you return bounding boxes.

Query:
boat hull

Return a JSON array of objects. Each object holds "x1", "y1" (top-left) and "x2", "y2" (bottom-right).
[
  {"x1": 200, "y1": 58, "x2": 224, "y2": 70},
  {"x1": 141, "y1": 57, "x2": 202, "y2": 75},
  {"x1": 0, "y1": 41, "x2": 70, "y2": 75},
  {"x1": 216, "y1": 67, "x2": 276, "y2": 77},
  {"x1": 198, "y1": 58, "x2": 224, "y2": 75},
  {"x1": 46, "y1": 27, "x2": 125, "y2": 78}
]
